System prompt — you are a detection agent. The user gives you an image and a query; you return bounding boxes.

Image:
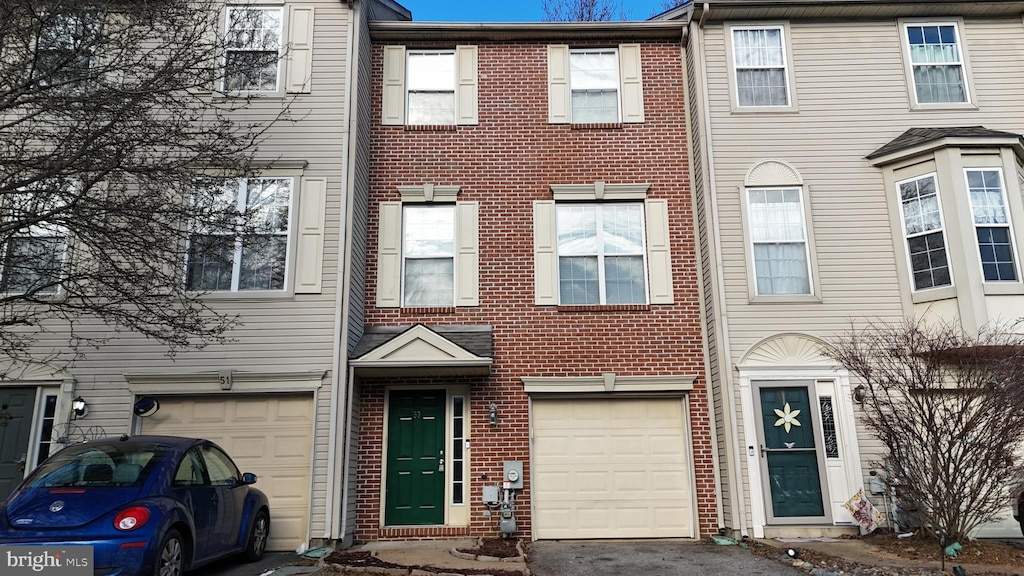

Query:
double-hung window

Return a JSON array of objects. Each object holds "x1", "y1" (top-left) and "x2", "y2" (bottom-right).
[
  {"x1": 556, "y1": 203, "x2": 646, "y2": 305},
  {"x1": 569, "y1": 49, "x2": 620, "y2": 123},
  {"x1": 731, "y1": 26, "x2": 790, "y2": 107},
  {"x1": 966, "y1": 169, "x2": 1017, "y2": 282},
  {"x1": 187, "y1": 178, "x2": 292, "y2": 292},
  {"x1": 746, "y1": 188, "x2": 811, "y2": 295},
  {"x1": 34, "y1": 10, "x2": 101, "y2": 87},
  {"x1": 1, "y1": 189, "x2": 68, "y2": 295},
  {"x1": 406, "y1": 51, "x2": 456, "y2": 125},
  {"x1": 402, "y1": 205, "x2": 455, "y2": 306},
  {"x1": 224, "y1": 7, "x2": 283, "y2": 92},
  {"x1": 897, "y1": 174, "x2": 951, "y2": 290},
  {"x1": 904, "y1": 23, "x2": 968, "y2": 105}
]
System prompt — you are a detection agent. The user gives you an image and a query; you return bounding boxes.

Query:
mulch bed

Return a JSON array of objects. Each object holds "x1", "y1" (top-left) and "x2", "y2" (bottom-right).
[
  {"x1": 321, "y1": 549, "x2": 526, "y2": 576},
  {"x1": 455, "y1": 538, "x2": 522, "y2": 558},
  {"x1": 851, "y1": 531, "x2": 1024, "y2": 566}
]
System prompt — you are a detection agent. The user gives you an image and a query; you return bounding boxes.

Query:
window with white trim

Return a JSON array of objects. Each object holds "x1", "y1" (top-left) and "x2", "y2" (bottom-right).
[
  {"x1": 406, "y1": 50, "x2": 455, "y2": 125},
  {"x1": 451, "y1": 395, "x2": 465, "y2": 505},
  {"x1": 897, "y1": 173, "x2": 951, "y2": 290},
  {"x1": 34, "y1": 10, "x2": 101, "y2": 87},
  {"x1": 34, "y1": 394, "x2": 59, "y2": 467},
  {"x1": 186, "y1": 178, "x2": 292, "y2": 292},
  {"x1": 556, "y1": 203, "x2": 647, "y2": 305},
  {"x1": 966, "y1": 169, "x2": 1018, "y2": 282},
  {"x1": 746, "y1": 188, "x2": 811, "y2": 295},
  {"x1": 731, "y1": 26, "x2": 790, "y2": 107},
  {"x1": 224, "y1": 7, "x2": 283, "y2": 92},
  {"x1": 570, "y1": 49, "x2": 620, "y2": 123},
  {"x1": 904, "y1": 23, "x2": 968, "y2": 104},
  {"x1": 402, "y1": 205, "x2": 455, "y2": 306},
  {"x1": 1, "y1": 189, "x2": 68, "y2": 295}
]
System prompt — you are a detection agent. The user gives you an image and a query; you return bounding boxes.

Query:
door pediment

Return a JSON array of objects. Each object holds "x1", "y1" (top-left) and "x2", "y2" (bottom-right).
[{"x1": 351, "y1": 324, "x2": 492, "y2": 377}]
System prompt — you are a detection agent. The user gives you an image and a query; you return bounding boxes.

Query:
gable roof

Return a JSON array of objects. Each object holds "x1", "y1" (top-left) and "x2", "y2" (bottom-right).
[
  {"x1": 351, "y1": 324, "x2": 492, "y2": 377},
  {"x1": 867, "y1": 126, "x2": 1024, "y2": 164}
]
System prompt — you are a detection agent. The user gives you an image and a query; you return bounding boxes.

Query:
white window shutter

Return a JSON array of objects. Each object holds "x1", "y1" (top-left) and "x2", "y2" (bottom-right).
[
  {"x1": 534, "y1": 201, "x2": 559, "y2": 305},
  {"x1": 455, "y1": 202, "x2": 479, "y2": 306},
  {"x1": 619, "y1": 44, "x2": 644, "y2": 123},
  {"x1": 547, "y1": 45, "x2": 570, "y2": 124},
  {"x1": 382, "y1": 45, "x2": 406, "y2": 125},
  {"x1": 456, "y1": 45, "x2": 479, "y2": 125},
  {"x1": 376, "y1": 202, "x2": 403, "y2": 307},
  {"x1": 295, "y1": 177, "x2": 326, "y2": 294},
  {"x1": 645, "y1": 199, "x2": 674, "y2": 304},
  {"x1": 286, "y1": 6, "x2": 315, "y2": 93}
]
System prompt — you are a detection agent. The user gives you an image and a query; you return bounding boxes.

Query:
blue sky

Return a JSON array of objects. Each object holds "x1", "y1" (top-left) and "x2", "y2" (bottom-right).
[{"x1": 396, "y1": 1, "x2": 673, "y2": 22}]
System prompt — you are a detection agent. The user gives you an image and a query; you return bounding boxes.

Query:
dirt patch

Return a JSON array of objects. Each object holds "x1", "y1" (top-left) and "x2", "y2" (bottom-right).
[
  {"x1": 456, "y1": 538, "x2": 522, "y2": 558},
  {"x1": 322, "y1": 551, "x2": 405, "y2": 569},
  {"x1": 320, "y1": 549, "x2": 526, "y2": 576},
  {"x1": 853, "y1": 531, "x2": 1024, "y2": 566}
]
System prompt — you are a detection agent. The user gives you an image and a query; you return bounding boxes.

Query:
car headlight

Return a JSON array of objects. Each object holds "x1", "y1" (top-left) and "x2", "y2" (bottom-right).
[{"x1": 114, "y1": 507, "x2": 151, "y2": 531}]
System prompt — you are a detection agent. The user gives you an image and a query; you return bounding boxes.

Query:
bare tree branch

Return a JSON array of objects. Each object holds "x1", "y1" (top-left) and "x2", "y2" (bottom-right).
[
  {"x1": 541, "y1": 0, "x2": 628, "y2": 22},
  {"x1": 826, "y1": 318, "x2": 1024, "y2": 541}
]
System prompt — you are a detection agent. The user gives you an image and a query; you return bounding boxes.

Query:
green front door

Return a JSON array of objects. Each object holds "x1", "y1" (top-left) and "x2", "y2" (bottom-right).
[
  {"x1": 0, "y1": 388, "x2": 37, "y2": 500},
  {"x1": 386, "y1": 389, "x2": 445, "y2": 525},
  {"x1": 759, "y1": 386, "x2": 825, "y2": 518}
]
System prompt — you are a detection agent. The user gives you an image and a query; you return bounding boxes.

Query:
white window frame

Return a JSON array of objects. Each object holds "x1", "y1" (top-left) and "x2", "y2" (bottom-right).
[
  {"x1": 449, "y1": 394, "x2": 466, "y2": 507},
  {"x1": 223, "y1": 6, "x2": 284, "y2": 93},
  {"x1": 1, "y1": 188, "x2": 69, "y2": 296},
  {"x1": 730, "y1": 25, "x2": 792, "y2": 109},
  {"x1": 896, "y1": 172, "x2": 954, "y2": 292},
  {"x1": 34, "y1": 9, "x2": 100, "y2": 87},
  {"x1": 405, "y1": 49, "x2": 456, "y2": 126},
  {"x1": 745, "y1": 187, "x2": 813, "y2": 296},
  {"x1": 965, "y1": 168, "x2": 1020, "y2": 283},
  {"x1": 901, "y1": 21, "x2": 971, "y2": 107},
  {"x1": 555, "y1": 202, "x2": 649, "y2": 306},
  {"x1": 401, "y1": 204, "x2": 456, "y2": 307},
  {"x1": 568, "y1": 48, "x2": 621, "y2": 124},
  {"x1": 186, "y1": 177, "x2": 295, "y2": 293}
]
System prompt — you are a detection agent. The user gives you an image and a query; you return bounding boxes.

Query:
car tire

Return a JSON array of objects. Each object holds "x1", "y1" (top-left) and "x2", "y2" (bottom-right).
[
  {"x1": 155, "y1": 529, "x2": 184, "y2": 576},
  {"x1": 244, "y1": 509, "x2": 269, "y2": 562}
]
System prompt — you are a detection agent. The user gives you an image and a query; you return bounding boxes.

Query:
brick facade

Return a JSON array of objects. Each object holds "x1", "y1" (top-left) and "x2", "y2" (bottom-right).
[{"x1": 356, "y1": 34, "x2": 714, "y2": 542}]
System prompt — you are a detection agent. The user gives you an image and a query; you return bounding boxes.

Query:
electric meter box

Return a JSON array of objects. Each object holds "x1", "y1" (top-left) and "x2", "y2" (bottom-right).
[
  {"x1": 482, "y1": 485, "x2": 500, "y2": 505},
  {"x1": 503, "y1": 461, "x2": 524, "y2": 490}
]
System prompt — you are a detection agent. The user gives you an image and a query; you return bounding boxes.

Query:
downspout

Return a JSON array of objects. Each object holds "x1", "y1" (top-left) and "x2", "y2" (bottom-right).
[
  {"x1": 697, "y1": 2, "x2": 750, "y2": 539},
  {"x1": 325, "y1": 0, "x2": 360, "y2": 542}
]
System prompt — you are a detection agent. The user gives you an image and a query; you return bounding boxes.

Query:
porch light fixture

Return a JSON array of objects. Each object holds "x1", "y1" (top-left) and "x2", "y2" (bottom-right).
[
  {"x1": 489, "y1": 402, "x2": 498, "y2": 426},
  {"x1": 72, "y1": 396, "x2": 88, "y2": 418},
  {"x1": 853, "y1": 384, "x2": 867, "y2": 404}
]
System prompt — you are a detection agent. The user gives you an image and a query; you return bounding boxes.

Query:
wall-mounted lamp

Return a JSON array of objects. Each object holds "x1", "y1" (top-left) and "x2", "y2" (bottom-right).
[
  {"x1": 853, "y1": 384, "x2": 867, "y2": 404},
  {"x1": 488, "y1": 402, "x2": 498, "y2": 426},
  {"x1": 133, "y1": 397, "x2": 161, "y2": 417},
  {"x1": 72, "y1": 396, "x2": 88, "y2": 419}
]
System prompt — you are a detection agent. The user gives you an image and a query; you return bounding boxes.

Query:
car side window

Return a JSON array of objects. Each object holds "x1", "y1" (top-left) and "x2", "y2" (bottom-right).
[
  {"x1": 201, "y1": 445, "x2": 241, "y2": 487},
  {"x1": 173, "y1": 448, "x2": 206, "y2": 487}
]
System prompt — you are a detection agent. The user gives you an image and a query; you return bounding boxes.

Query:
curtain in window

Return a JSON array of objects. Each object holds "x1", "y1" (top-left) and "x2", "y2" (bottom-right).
[
  {"x1": 733, "y1": 28, "x2": 788, "y2": 106},
  {"x1": 403, "y1": 205, "x2": 455, "y2": 306},
  {"x1": 570, "y1": 50, "x2": 618, "y2": 123},
  {"x1": 748, "y1": 188, "x2": 810, "y2": 295}
]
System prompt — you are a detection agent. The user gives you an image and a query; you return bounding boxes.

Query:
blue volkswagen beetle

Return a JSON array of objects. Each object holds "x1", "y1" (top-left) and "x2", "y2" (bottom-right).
[{"x1": 0, "y1": 435, "x2": 270, "y2": 576}]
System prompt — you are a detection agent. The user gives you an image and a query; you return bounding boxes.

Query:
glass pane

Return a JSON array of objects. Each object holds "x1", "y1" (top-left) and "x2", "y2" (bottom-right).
[
  {"x1": 733, "y1": 28, "x2": 784, "y2": 67},
  {"x1": 907, "y1": 25, "x2": 960, "y2": 64},
  {"x1": 967, "y1": 170, "x2": 1008, "y2": 224},
  {"x1": 201, "y1": 446, "x2": 241, "y2": 486},
  {"x1": 602, "y1": 204, "x2": 644, "y2": 254},
  {"x1": 900, "y1": 176, "x2": 942, "y2": 235},
  {"x1": 819, "y1": 397, "x2": 839, "y2": 459},
  {"x1": 1, "y1": 236, "x2": 65, "y2": 294},
  {"x1": 747, "y1": 188, "x2": 805, "y2": 242},
  {"x1": 913, "y1": 64, "x2": 966, "y2": 104},
  {"x1": 736, "y1": 69, "x2": 788, "y2": 107},
  {"x1": 556, "y1": 205, "x2": 598, "y2": 255},
  {"x1": 227, "y1": 8, "x2": 282, "y2": 50},
  {"x1": 225, "y1": 51, "x2": 279, "y2": 91},
  {"x1": 570, "y1": 50, "x2": 618, "y2": 89},
  {"x1": 246, "y1": 179, "x2": 291, "y2": 233},
  {"x1": 976, "y1": 227, "x2": 1017, "y2": 281},
  {"x1": 404, "y1": 258, "x2": 454, "y2": 306},
  {"x1": 753, "y1": 242, "x2": 811, "y2": 295},
  {"x1": 907, "y1": 232, "x2": 951, "y2": 289},
  {"x1": 559, "y1": 256, "x2": 599, "y2": 305},
  {"x1": 404, "y1": 206, "x2": 454, "y2": 257},
  {"x1": 571, "y1": 89, "x2": 618, "y2": 123},
  {"x1": 186, "y1": 234, "x2": 234, "y2": 291},
  {"x1": 604, "y1": 256, "x2": 646, "y2": 304},
  {"x1": 408, "y1": 92, "x2": 456, "y2": 125},
  {"x1": 239, "y1": 235, "x2": 287, "y2": 290},
  {"x1": 407, "y1": 52, "x2": 455, "y2": 91}
]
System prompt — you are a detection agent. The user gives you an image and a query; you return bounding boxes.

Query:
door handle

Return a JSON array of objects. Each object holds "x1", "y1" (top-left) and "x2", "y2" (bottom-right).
[
  {"x1": 759, "y1": 444, "x2": 766, "y2": 458},
  {"x1": 15, "y1": 453, "x2": 26, "y2": 472},
  {"x1": 438, "y1": 458, "x2": 445, "y2": 472}
]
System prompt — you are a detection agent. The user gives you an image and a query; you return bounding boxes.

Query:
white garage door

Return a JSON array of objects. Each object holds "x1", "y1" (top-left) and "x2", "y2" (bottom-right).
[
  {"x1": 142, "y1": 395, "x2": 313, "y2": 552},
  {"x1": 532, "y1": 397, "x2": 693, "y2": 539}
]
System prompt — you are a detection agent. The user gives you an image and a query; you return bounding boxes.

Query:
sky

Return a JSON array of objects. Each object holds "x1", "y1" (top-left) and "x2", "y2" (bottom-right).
[{"x1": 395, "y1": 1, "x2": 674, "y2": 23}]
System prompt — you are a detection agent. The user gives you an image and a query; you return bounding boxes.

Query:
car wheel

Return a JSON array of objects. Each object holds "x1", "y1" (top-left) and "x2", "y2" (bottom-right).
[
  {"x1": 155, "y1": 529, "x2": 184, "y2": 576},
  {"x1": 244, "y1": 510, "x2": 269, "y2": 562}
]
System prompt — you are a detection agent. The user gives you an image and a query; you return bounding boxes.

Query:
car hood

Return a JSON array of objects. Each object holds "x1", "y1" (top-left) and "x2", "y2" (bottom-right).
[{"x1": 5, "y1": 487, "x2": 142, "y2": 529}]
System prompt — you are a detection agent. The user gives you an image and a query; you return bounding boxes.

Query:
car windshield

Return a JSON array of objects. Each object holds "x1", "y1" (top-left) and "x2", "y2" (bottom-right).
[{"x1": 24, "y1": 442, "x2": 169, "y2": 489}]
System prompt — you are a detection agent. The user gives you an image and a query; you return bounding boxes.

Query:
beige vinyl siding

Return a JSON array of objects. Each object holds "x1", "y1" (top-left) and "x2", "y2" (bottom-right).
[
  {"x1": 22, "y1": 0, "x2": 356, "y2": 545},
  {"x1": 699, "y1": 15, "x2": 1024, "y2": 527}
]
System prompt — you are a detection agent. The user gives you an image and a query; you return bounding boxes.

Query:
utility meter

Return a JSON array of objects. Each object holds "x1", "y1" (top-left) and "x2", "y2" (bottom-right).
[{"x1": 503, "y1": 461, "x2": 524, "y2": 489}]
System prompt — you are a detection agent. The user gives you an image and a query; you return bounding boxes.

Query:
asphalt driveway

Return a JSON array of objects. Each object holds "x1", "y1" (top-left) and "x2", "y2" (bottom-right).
[{"x1": 528, "y1": 540, "x2": 802, "y2": 576}]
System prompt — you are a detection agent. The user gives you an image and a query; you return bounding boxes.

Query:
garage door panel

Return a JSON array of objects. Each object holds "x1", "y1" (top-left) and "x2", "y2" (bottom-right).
[
  {"x1": 142, "y1": 395, "x2": 313, "y2": 552},
  {"x1": 533, "y1": 398, "x2": 693, "y2": 539}
]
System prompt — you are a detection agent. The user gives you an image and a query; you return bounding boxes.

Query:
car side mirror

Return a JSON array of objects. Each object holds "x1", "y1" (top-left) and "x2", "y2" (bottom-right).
[{"x1": 241, "y1": 472, "x2": 257, "y2": 485}]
